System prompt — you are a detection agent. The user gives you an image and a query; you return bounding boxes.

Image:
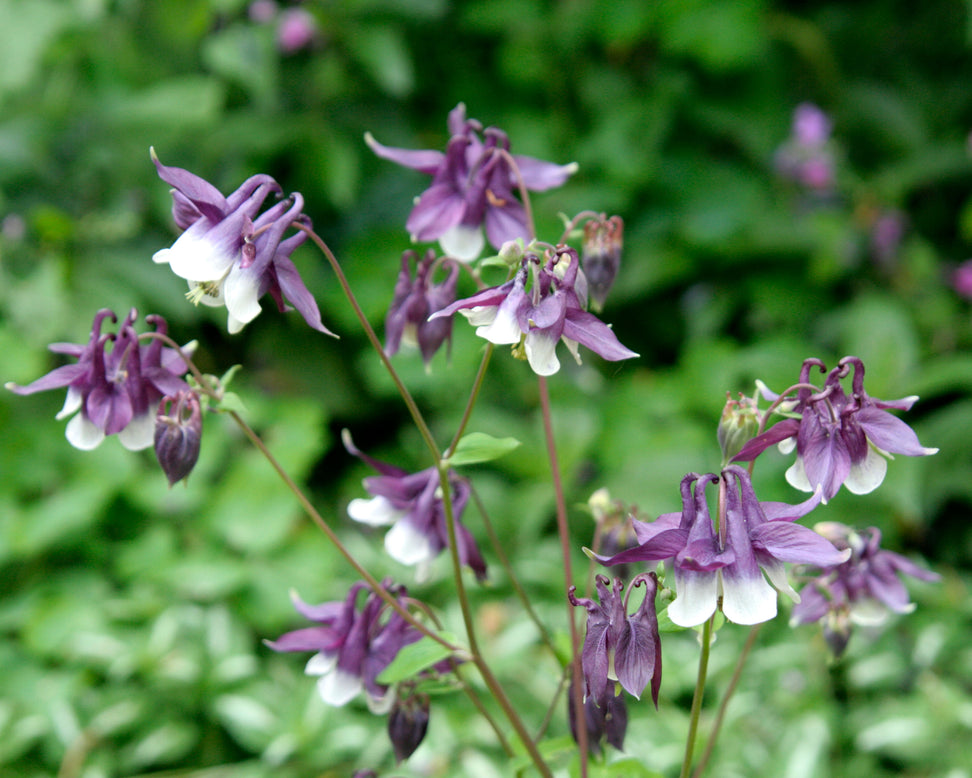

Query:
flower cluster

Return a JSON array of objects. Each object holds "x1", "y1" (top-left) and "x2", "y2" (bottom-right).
[
  {"x1": 265, "y1": 580, "x2": 422, "y2": 712},
  {"x1": 733, "y1": 357, "x2": 938, "y2": 502},
  {"x1": 791, "y1": 522, "x2": 939, "y2": 656},
  {"x1": 6, "y1": 308, "x2": 193, "y2": 451},
  {"x1": 151, "y1": 149, "x2": 332, "y2": 335},
  {"x1": 598, "y1": 467, "x2": 849, "y2": 627},
  {"x1": 430, "y1": 245, "x2": 638, "y2": 376},
  {"x1": 367, "y1": 103, "x2": 578, "y2": 261},
  {"x1": 384, "y1": 249, "x2": 459, "y2": 366},
  {"x1": 343, "y1": 432, "x2": 487, "y2": 582}
]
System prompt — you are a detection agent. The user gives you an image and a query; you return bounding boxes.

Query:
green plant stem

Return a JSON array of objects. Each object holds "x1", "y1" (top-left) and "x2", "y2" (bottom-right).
[
  {"x1": 301, "y1": 225, "x2": 441, "y2": 464},
  {"x1": 445, "y1": 343, "x2": 494, "y2": 458},
  {"x1": 537, "y1": 375, "x2": 589, "y2": 777},
  {"x1": 680, "y1": 616, "x2": 714, "y2": 778},
  {"x1": 691, "y1": 624, "x2": 762, "y2": 778}
]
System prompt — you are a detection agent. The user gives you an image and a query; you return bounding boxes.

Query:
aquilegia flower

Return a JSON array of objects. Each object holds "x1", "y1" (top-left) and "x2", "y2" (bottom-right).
[
  {"x1": 568, "y1": 574, "x2": 662, "y2": 710},
  {"x1": 366, "y1": 103, "x2": 578, "y2": 260},
  {"x1": 384, "y1": 249, "x2": 459, "y2": 366},
  {"x1": 429, "y1": 246, "x2": 638, "y2": 376},
  {"x1": 265, "y1": 580, "x2": 422, "y2": 712},
  {"x1": 343, "y1": 431, "x2": 487, "y2": 582},
  {"x1": 6, "y1": 308, "x2": 193, "y2": 451},
  {"x1": 733, "y1": 357, "x2": 938, "y2": 502},
  {"x1": 568, "y1": 680, "x2": 628, "y2": 756},
  {"x1": 151, "y1": 149, "x2": 333, "y2": 335},
  {"x1": 598, "y1": 467, "x2": 850, "y2": 627},
  {"x1": 581, "y1": 214, "x2": 623, "y2": 312},
  {"x1": 791, "y1": 522, "x2": 939, "y2": 656}
]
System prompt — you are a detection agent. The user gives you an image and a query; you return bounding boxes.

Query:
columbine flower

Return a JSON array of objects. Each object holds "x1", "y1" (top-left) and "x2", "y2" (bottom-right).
[
  {"x1": 568, "y1": 574, "x2": 662, "y2": 710},
  {"x1": 774, "y1": 103, "x2": 836, "y2": 193},
  {"x1": 581, "y1": 215, "x2": 623, "y2": 312},
  {"x1": 6, "y1": 309, "x2": 193, "y2": 451},
  {"x1": 388, "y1": 691, "x2": 431, "y2": 764},
  {"x1": 154, "y1": 390, "x2": 203, "y2": 486},
  {"x1": 598, "y1": 467, "x2": 849, "y2": 627},
  {"x1": 733, "y1": 357, "x2": 938, "y2": 502},
  {"x1": 384, "y1": 249, "x2": 459, "y2": 366},
  {"x1": 151, "y1": 149, "x2": 333, "y2": 335},
  {"x1": 343, "y1": 431, "x2": 487, "y2": 582},
  {"x1": 568, "y1": 680, "x2": 628, "y2": 756},
  {"x1": 265, "y1": 580, "x2": 421, "y2": 712},
  {"x1": 791, "y1": 522, "x2": 939, "y2": 655},
  {"x1": 952, "y1": 259, "x2": 972, "y2": 299},
  {"x1": 429, "y1": 246, "x2": 638, "y2": 376},
  {"x1": 366, "y1": 103, "x2": 578, "y2": 260}
]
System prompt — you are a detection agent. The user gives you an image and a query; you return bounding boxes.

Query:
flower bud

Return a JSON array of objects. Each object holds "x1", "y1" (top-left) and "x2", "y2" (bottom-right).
[
  {"x1": 717, "y1": 391, "x2": 759, "y2": 465},
  {"x1": 154, "y1": 391, "x2": 202, "y2": 486},
  {"x1": 387, "y1": 692, "x2": 430, "y2": 764},
  {"x1": 582, "y1": 215, "x2": 623, "y2": 312}
]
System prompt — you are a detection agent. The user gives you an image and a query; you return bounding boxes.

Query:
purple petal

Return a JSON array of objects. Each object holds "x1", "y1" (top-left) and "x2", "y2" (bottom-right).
[
  {"x1": 406, "y1": 184, "x2": 467, "y2": 242},
  {"x1": 5, "y1": 363, "x2": 88, "y2": 395},
  {"x1": 365, "y1": 132, "x2": 445, "y2": 176},
  {"x1": 274, "y1": 253, "x2": 337, "y2": 336},
  {"x1": 510, "y1": 155, "x2": 578, "y2": 191},
  {"x1": 265, "y1": 626, "x2": 341, "y2": 653},
  {"x1": 856, "y1": 407, "x2": 938, "y2": 456},
  {"x1": 732, "y1": 419, "x2": 800, "y2": 462},
  {"x1": 561, "y1": 310, "x2": 639, "y2": 362},
  {"x1": 750, "y1": 522, "x2": 850, "y2": 566},
  {"x1": 152, "y1": 149, "x2": 228, "y2": 223}
]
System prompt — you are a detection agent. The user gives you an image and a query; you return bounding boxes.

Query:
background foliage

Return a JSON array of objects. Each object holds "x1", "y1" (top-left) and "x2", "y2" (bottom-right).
[{"x1": 2, "y1": 0, "x2": 971, "y2": 776}]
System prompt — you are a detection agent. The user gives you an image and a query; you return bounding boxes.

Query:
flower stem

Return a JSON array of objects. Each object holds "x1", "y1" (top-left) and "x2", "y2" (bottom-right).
[
  {"x1": 680, "y1": 616, "x2": 714, "y2": 778},
  {"x1": 445, "y1": 343, "x2": 494, "y2": 459},
  {"x1": 691, "y1": 624, "x2": 762, "y2": 778},
  {"x1": 537, "y1": 375, "x2": 589, "y2": 776}
]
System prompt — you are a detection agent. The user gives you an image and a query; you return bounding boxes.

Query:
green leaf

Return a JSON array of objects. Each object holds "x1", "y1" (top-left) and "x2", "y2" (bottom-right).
[
  {"x1": 448, "y1": 432, "x2": 521, "y2": 467},
  {"x1": 375, "y1": 635, "x2": 458, "y2": 684}
]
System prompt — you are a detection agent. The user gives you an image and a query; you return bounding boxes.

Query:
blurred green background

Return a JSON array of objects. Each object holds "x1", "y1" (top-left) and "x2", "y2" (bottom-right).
[{"x1": 2, "y1": 0, "x2": 971, "y2": 776}]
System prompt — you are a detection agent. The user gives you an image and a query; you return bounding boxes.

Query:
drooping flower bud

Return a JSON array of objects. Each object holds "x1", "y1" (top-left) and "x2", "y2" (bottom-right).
[
  {"x1": 568, "y1": 681, "x2": 628, "y2": 756},
  {"x1": 387, "y1": 692, "x2": 430, "y2": 764},
  {"x1": 717, "y1": 391, "x2": 760, "y2": 466},
  {"x1": 154, "y1": 390, "x2": 202, "y2": 486},
  {"x1": 582, "y1": 215, "x2": 623, "y2": 312}
]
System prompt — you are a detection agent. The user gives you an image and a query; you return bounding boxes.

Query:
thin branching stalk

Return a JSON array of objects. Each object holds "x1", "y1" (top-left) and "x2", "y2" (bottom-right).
[{"x1": 680, "y1": 616, "x2": 714, "y2": 778}]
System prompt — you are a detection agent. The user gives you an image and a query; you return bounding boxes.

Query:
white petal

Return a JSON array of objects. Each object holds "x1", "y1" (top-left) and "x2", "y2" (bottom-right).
[
  {"x1": 849, "y1": 599, "x2": 897, "y2": 626},
  {"x1": 761, "y1": 560, "x2": 800, "y2": 602},
  {"x1": 166, "y1": 229, "x2": 236, "y2": 281},
  {"x1": 476, "y1": 304, "x2": 522, "y2": 345},
  {"x1": 188, "y1": 279, "x2": 226, "y2": 308},
  {"x1": 720, "y1": 570, "x2": 778, "y2": 625},
  {"x1": 844, "y1": 447, "x2": 888, "y2": 495},
  {"x1": 366, "y1": 689, "x2": 395, "y2": 715},
  {"x1": 317, "y1": 668, "x2": 362, "y2": 707},
  {"x1": 460, "y1": 305, "x2": 498, "y2": 328},
  {"x1": 784, "y1": 456, "x2": 814, "y2": 494},
  {"x1": 347, "y1": 496, "x2": 405, "y2": 527},
  {"x1": 56, "y1": 387, "x2": 83, "y2": 420},
  {"x1": 778, "y1": 437, "x2": 797, "y2": 455},
  {"x1": 65, "y1": 413, "x2": 105, "y2": 450},
  {"x1": 384, "y1": 521, "x2": 434, "y2": 566},
  {"x1": 305, "y1": 651, "x2": 338, "y2": 676},
  {"x1": 524, "y1": 331, "x2": 560, "y2": 376},
  {"x1": 153, "y1": 247, "x2": 173, "y2": 264},
  {"x1": 227, "y1": 313, "x2": 246, "y2": 334},
  {"x1": 223, "y1": 268, "x2": 262, "y2": 329},
  {"x1": 118, "y1": 412, "x2": 156, "y2": 451},
  {"x1": 439, "y1": 224, "x2": 484, "y2": 262},
  {"x1": 668, "y1": 569, "x2": 719, "y2": 628}
]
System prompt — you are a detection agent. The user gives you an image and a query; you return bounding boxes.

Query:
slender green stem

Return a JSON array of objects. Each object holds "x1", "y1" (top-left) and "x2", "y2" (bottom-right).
[
  {"x1": 299, "y1": 225, "x2": 441, "y2": 463},
  {"x1": 451, "y1": 661, "x2": 514, "y2": 757},
  {"x1": 469, "y1": 484, "x2": 557, "y2": 655},
  {"x1": 537, "y1": 376, "x2": 589, "y2": 776},
  {"x1": 445, "y1": 343, "x2": 494, "y2": 458},
  {"x1": 691, "y1": 624, "x2": 762, "y2": 778},
  {"x1": 680, "y1": 617, "x2": 714, "y2": 778}
]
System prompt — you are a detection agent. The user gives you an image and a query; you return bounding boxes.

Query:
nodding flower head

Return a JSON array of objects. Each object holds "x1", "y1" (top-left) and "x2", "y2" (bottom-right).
[
  {"x1": 366, "y1": 103, "x2": 578, "y2": 261},
  {"x1": 6, "y1": 309, "x2": 194, "y2": 451},
  {"x1": 151, "y1": 149, "x2": 333, "y2": 335},
  {"x1": 429, "y1": 246, "x2": 638, "y2": 376},
  {"x1": 734, "y1": 357, "x2": 938, "y2": 502}
]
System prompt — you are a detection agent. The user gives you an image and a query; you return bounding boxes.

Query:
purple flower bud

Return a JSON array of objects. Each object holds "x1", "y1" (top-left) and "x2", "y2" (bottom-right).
[
  {"x1": 154, "y1": 391, "x2": 203, "y2": 486},
  {"x1": 568, "y1": 681, "x2": 628, "y2": 756},
  {"x1": 387, "y1": 692, "x2": 430, "y2": 764},
  {"x1": 717, "y1": 391, "x2": 760, "y2": 465},
  {"x1": 384, "y1": 250, "x2": 458, "y2": 366},
  {"x1": 582, "y1": 215, "x2": 623, "y2": 312}
]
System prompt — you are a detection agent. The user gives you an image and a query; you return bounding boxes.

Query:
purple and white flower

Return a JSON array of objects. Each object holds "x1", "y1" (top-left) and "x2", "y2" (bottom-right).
[
  {"x1": 429, "y1": 246, "x2": 638, "y2": 376},
  {"x1": 568, "y1": 574, "x2": 662, "y2": 709},
  {"x1": 343, "y1": 431, "x2": 487, "y2": 582},
  {"x1": 6, "y1": 308, "x2": 193, "y2": 451},
  {"x1": 151, "y1": 149, "x2": 332, "y2": 335},
  {"x1": 791, "y1": 522, "x2": 939, "y2": 655},
  {"x1": 366, "y1": 103, "x2": 578, "y2": 260},
  {"x1": 599, "y1": 467, "x2": 850, "y2": 627},
  {"x1": 265, "y1": 580, "x2": 421, "y2": 712},
  {"x1": 734, "y1": 357, "x2": 938, "y2": 502}
]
